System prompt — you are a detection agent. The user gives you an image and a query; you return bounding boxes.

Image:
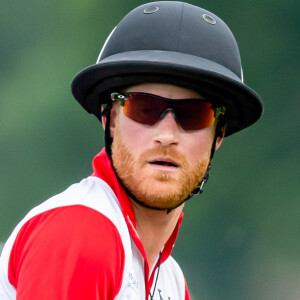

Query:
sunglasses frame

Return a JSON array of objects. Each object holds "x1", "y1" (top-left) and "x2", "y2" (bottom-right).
[{"x1": 110, "y1": 92, "x2": 226, "y2": 129}]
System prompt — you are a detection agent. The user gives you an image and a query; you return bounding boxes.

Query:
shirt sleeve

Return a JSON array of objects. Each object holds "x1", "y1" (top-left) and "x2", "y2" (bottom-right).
[{"x1": 8, "y1": 205, "x2": 125, "y2": 300}]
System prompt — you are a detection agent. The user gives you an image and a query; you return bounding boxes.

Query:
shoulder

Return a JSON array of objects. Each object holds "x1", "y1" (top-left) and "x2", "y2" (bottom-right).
[
  {"x1": 11, "y1": 176, "x2": 126, "y2": 240},
  {"x1": 0, "y1": 177, "x2": 129, "y2": 299},
  {"x1": 161, "y1": 255, "x2": 185, "y2": 283},
  {"x1": 7, "y1": 175, "x2": 128, "y2": 265},
  {"x1": 157, "y1": 256, "x2": 191, "y2": 300}
]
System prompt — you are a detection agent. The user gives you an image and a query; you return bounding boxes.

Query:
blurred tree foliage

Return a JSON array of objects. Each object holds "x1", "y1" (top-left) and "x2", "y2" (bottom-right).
[{"x1": 1, "y1": 0, "x2": 299, "y2": 299}]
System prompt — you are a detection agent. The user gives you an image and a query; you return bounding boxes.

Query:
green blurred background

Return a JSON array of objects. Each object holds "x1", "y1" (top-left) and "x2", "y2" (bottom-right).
[{"x1": 1, "y1": 0, "x2": 299, "y2": 299}]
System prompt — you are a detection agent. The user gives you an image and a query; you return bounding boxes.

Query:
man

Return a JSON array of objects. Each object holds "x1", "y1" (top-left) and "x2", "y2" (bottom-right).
[{"x1": 0, "y1": 1, "x2": 263, "y2": 299}]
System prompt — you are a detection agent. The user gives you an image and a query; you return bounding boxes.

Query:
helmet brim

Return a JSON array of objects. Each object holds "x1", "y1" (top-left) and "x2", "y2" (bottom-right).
[{"x1": 71, "y1": 50, "x2": 263, "y2": 136}]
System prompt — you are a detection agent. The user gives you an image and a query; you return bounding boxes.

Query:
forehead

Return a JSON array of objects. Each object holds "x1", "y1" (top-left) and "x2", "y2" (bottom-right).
[{"x1": 122, "y1": 83, "x2": 204, "y2": 100}]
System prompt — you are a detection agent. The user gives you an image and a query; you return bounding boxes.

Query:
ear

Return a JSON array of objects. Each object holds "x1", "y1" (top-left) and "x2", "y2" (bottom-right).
[
  {"x1": 215, "y1": 136, "x2": 224, "y2": 151},
  {"x1": 214, "y1": 125, "x2": 226, "y2": 150},
  {"x1": 101, "y1": 114, "x2": 107, "y2": 129}
]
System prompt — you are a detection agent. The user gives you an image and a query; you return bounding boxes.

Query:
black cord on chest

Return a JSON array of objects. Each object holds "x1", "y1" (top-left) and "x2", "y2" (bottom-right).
[{"x1": 149, "y1": 252, "x2": 162, "y2": 299}]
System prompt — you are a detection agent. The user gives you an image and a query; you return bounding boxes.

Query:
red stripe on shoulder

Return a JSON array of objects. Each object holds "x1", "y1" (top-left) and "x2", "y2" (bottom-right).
[
  {"x1": 8, "y1": 205, "x2": 125, "y2": 299},
  {"x1": 185, "y1": 277, "x2": 191, "y2": 300}
]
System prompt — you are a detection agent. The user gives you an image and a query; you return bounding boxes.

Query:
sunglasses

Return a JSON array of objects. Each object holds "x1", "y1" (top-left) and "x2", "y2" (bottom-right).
[{"x1": 110, "y1": 92, "x2": 226, "y2": 131}]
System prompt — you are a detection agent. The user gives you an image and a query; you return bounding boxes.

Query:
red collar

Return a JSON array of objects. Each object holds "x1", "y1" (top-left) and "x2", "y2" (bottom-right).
[
  {"x1": 91, "y1": 148, "x2": 184, "y2": 284},
  {"x1": 92, "y1": 148, "x2": 136, "y2": 227}
]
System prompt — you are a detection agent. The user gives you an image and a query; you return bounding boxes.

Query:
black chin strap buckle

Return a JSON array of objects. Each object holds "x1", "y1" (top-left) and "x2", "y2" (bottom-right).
[{"x1": 190, "y1": 163, "x2": 211, "y2": 196}]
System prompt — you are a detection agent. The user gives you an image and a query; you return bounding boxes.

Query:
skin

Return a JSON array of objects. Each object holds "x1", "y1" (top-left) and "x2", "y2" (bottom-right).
[{"x1": 103, "y1": 83, "x2": 223, "y2": 269}]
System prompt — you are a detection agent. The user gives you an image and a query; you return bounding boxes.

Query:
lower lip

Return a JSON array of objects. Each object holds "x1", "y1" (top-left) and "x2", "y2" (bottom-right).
[{"x1": 148, "y1": 163, "x2": 179, "y2": 172}]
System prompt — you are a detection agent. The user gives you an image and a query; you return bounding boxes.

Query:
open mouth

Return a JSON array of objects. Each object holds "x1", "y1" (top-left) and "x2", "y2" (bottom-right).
[
  {"x1": 148, "y1": 159, "x2": 179, "y2": 168},
  {"x1": 150, "y1": 161, "x2": 177, "y2": 167}
]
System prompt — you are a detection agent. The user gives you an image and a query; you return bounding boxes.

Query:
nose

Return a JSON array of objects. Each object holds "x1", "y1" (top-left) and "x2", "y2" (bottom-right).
[{"x1": 154, "y1": 111, "x2": 179, "y2": 146}]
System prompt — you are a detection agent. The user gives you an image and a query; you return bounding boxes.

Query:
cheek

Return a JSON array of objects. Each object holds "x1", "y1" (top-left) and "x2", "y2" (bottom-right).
[
  {"x1": 118, "y1": 115, "x2": 151, "y2": 155},
  {"x1": 183, "y1": 128, "x2": 215, "y2": 161}
]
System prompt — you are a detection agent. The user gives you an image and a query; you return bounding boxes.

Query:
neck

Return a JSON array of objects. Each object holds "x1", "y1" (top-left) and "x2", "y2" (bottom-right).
[{"x1": 131, "y1": 200, "x2": 183, "y2": 270}]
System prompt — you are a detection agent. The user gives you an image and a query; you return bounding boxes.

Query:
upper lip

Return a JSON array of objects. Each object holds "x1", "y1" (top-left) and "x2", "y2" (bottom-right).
[{"x1": 148, "y1": 157, "x2": 180, "y2": 167}]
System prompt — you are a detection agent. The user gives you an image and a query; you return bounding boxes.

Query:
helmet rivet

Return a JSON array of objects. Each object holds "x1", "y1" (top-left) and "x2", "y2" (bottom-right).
[
  {"x1": 202, "y1": 14, "x2": 216, "y2": 25},
  {"x1": 143, "y1": 5, "x2": 159, "y2": 14}
]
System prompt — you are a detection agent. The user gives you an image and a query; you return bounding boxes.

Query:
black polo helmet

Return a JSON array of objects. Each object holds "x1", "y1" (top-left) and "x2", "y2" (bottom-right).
[{"x1": 71, "y1": 1, "x2": 263, "y2": 136}]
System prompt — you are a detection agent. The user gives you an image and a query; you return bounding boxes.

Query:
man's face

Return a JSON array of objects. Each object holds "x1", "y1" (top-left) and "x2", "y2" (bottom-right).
[{"x1": 109, "y1": 83, "x2": 223, "y2": 210}]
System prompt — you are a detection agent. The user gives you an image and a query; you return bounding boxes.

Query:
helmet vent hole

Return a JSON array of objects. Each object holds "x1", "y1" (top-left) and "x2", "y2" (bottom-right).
[
  {"x1": 202, "y1": 14, "x2": 216, "y2": 25},
  {"x1": 143, "y1": 5, "x2": 159, "y2": 14}
]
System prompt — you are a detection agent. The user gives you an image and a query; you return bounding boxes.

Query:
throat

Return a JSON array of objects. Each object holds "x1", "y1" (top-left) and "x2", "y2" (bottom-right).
[{"x1": 132, "y1": 203, "x2": 183, "y2": 269}]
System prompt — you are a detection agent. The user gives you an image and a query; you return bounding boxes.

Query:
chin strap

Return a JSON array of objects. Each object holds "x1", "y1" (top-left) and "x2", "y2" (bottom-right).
[
  {"x1": 181, "y1": 119, "x2": 223, "y2": 201},
  {"x1": 101, "y1": 102, "x2": 113, "y2": 159},
  {"x1": 187, "y1": 121, "x2": 220, "y2": 197},
  {"x1": 190, "y1": 163, "x2": 211, "y2": 195}
]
